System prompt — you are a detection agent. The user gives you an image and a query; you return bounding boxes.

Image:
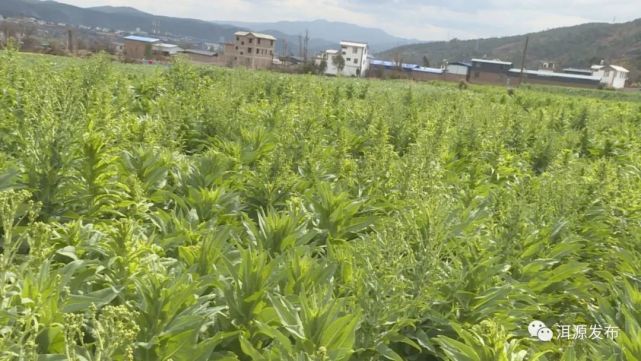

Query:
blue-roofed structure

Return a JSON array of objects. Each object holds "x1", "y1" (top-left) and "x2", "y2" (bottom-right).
[
  {"x1": 414, "y1": 66, "x2": 444, "y2": 74},
  {"x1": 124, "y1": 35, "x2": 160, "y2": 43},
  {"x1": 369, "y1": 60, "x2": 396, "y2": 68},
  {"x1": 562, "y1": 68, "x2": 594, "y2": 76},
  {"x1": 369, "y1": 59, "x2": 447, "y2": 81},
  {"x1": 124, "y1": 35, "x2": 161, "y2": 60}
]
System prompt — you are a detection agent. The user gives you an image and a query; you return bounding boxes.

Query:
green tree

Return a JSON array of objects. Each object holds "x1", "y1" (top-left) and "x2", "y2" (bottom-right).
[
  {"x1": 319, "y1": 59, "x2": 328, "y2": 74},
  {"x1": 333, "y1": 54, "x2": 345, "y2": 75},
  {"x1": 422, "y1": 55, "x2": 430, "y2": 67}
]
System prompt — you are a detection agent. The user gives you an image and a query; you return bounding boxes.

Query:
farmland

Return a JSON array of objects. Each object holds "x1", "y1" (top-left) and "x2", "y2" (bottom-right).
[{"x1": 0, "y1": 51, "x2": 640, "y2": 361}]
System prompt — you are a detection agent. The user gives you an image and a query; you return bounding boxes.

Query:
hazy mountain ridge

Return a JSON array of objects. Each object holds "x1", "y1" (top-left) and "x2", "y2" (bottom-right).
[{"x1": 378, "y1": 19, "x2": 641, "y2": 81}]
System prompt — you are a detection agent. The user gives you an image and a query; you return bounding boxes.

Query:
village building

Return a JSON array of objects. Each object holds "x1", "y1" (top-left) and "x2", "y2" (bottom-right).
[
  {"x1": 445, "y1": 61, "x2": 470, "y2": 77},
  {"x1": 227, "y1": 31, "x2": 276, "y2": 69},
  {"x1": 592, "y1": 64, "x2": 629, "y2": 89},
  {"x1": 339, "y1": 41, "x2": 369, "y2": 77},
  {"x1": 152, "y1": 43, "x2": 182, "y2": 56},
  {"x1": 317, "y1": 49, "x2": 340, "y2": 75},
  {"x1": 470, "y1": 58, "x2": 513, "y2": 84},
  {"x1": 123, "y1": 35, "x2": 159, "y2": 59},
  {"x1": 182, "y1": 49, "x2": 218, "y2": 64}
]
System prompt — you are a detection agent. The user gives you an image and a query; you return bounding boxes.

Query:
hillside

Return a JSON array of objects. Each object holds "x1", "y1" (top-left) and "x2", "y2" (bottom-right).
[
  {"x1": 0, "y1": 0, "x2": 240, "y2": 41},
  {"x1": 0, "y1": 0, "x2": 336, "y2": 54},
  {"x1": 378, "y1": 19, "x2": 641, "y2": 82},
  {"x1": 87, "y1": 6, "x2": 150, "y2": 16},
  {"x1": 214, "y1": 19, "x2": 418, "y2": 52}
]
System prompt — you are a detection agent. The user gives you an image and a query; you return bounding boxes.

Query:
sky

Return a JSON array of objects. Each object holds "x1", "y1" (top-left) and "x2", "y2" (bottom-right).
[{"x1": 56, "y1": 0, "x2": 641, "y2": 41}]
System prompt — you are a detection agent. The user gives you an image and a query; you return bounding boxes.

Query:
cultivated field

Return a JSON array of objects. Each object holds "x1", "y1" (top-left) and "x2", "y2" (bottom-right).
[{"x1": 1, "y1": 52, "x2": 640, "y2": 360}]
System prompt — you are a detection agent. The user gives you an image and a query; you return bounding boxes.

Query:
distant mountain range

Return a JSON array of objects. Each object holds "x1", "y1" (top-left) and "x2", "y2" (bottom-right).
[
  {"x1": 378, "y1": 19, "x2": 641, "y2": 82},
  {"x1": 0, "y1": 0, "x2": 413, "y2": 54}
]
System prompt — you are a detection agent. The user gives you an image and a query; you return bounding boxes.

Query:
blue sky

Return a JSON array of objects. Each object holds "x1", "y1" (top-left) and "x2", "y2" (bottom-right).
[{"x1": 57, "y1": 0, "x2": 641, "y2": 40}]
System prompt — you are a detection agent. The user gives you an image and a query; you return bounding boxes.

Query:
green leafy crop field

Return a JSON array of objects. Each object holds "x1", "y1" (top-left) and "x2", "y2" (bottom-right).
[{"x1": 0, "y1": 51, "x2": 640, "y2": 360}]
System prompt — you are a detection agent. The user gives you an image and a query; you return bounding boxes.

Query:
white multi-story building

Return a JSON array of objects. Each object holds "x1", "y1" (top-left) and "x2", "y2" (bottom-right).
[
  {"x1": 318, "y1": 49, "x2": 340, "y2": 76},
  {"x1": 339, "y1": 41, "x2": 369, "y2": 77},
  {"x1": 591, "y1": 64, "x2": 629, "y2": 89}
]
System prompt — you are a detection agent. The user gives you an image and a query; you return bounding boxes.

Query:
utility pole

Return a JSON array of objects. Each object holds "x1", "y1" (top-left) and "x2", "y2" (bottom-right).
[
  {"x1": 67, "y1": 28, "x2": 75, "y2": 54},
  {"x1": 519, "y1": 36, "x2": 529, "y2": 86},
  {"x1": 303, "y1": 29, "x2": 309, "y2": 62},
  {"x1": 283, "y1": 38, "x2": 288, "y2": 65},
  {"x1": 298, "y1": 34, "x2": 303, "y2": 59}
]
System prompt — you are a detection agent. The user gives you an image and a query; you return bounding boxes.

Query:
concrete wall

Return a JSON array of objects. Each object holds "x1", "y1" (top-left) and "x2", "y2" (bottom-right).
[
  {"x1": 469, "y1": 70, "x2": 510, "y2": 85},
  {"x1": 507, "y1": 75, "x2": 600, "y2": 89},
  {"x1": 446, "y1": 64, "x2": 468, "y2": 76},
  {"x1": 184, "y1": 53, "x2": 221, "y2": 64},
  {"x1": 124, "y1": 40, "x2": 153, "y2": 59},
  {"x1": 608, "y1": 70, "x2": 627, "y2": 89}
]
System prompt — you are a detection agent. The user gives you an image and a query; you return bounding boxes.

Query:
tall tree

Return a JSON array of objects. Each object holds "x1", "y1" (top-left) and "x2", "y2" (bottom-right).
[
  {"x1": 333, "y1": 54, "x2": 345, "y2": 75},
  {"x1": 422, "y1": 55, "x2": 430, "y2": 67}
]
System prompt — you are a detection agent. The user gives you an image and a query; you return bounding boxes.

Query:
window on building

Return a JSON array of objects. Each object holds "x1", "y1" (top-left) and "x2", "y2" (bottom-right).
[
  {"x1": 270, "y1": 50, "x2": 273, "y2": 55},
  {"x1": 270, "y1": 40, "x2": 274, "y2": 46},
  {"x1": 354, "y1": 59, "x2": 358, "y2": 64},
  {"x1": 256, "y1": 48, "x2": 259, "y2": 54},
  {"x1": 346, "y1": 58, "x2": 351, "y2": 61},
  {"x1": 241, "y1": 41, "x2": 244, "y2": 45},
  {"x1": 249, "y1": 38, "x2": 253, "y2": 43},
  {"x1": 257, "y1": 39, "x2": 261, "y2": 45},
  {"x1": 342, "y1": 51, "x2": 346, "y2": 56},
  {"x1": 235, "y1": 46, "x2": 238, "y2": 50},
  {"x1": 236, "y1": 36, "x2": 239, "y2": 41},
  {"x1": 240, "y1": 51, "x2": 244, "y2": 55},
  {"x1": 248, "y1": 48, "x2": 252, "y2": 54},
  {"x1": 353, "y1": 47, "x2": 357, "y2": 53}
]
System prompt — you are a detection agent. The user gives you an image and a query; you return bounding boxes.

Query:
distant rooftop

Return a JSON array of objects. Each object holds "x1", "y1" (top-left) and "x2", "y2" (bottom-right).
[
  {"x1": 401, "y1": 63, "x2": 419, "y2": 69},
  {"x1": 509, "y1": 68, "x2": 600, "y2": 81},
  {"x1": 448, "y1": 61, "x2": 471, "y2": 67},
  {"x1": 123, "y1": 35, "x2": 160, "y2": 43},
  {"x1": 370, "y1": 60, "x2": 395, "y2": 67},
  {"x1": 234, "y1": 31, "x2": 276, "y2": 40},
  {"x1": 472, "y1": 58, "x2": 513, "y2": 66},
  {"x1": 608, "y1": 65, "x2": 629, "y2": 73},
  {"x1": 591, "y1": 64, "x2": 629, "y2": 73},
  {"x1": 183, "y1": 49, "x2": 216, "y2": 56},
  {"x1": 341, "y1": 41, "x2": 368, "y2": 48},
  {"x1": 562, "y1": 67, "x2": 593, "y2": 74},
  {"x1": 370, "y1": 60, "x2": 444, "y2": 74},
  {"x1": 414, "y1": 66, "x2": 444, "y2": 74},
  {"x1": 154, "y1": 43, "x2": 180, "y2": 49}
]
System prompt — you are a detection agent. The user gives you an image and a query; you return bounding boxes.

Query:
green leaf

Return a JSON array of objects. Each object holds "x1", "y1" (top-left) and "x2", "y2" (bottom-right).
[
  {"x1": 63, "y1": 287, "x2": 120, "y2": 312},
  {"x1": 376, "y1": 343, "x2": 404, "y2": 361}
]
